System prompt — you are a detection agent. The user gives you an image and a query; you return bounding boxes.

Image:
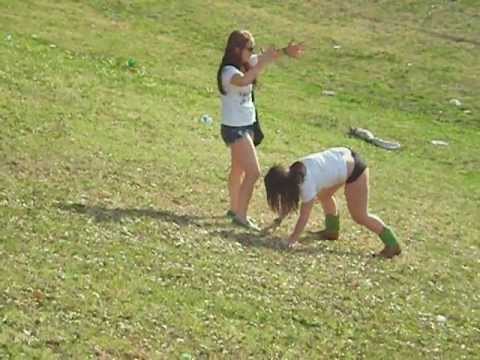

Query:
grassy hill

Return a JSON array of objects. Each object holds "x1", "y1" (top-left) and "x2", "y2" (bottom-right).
[{"x1": 1, "y1": 0, "x2": 479, "y2": 358}]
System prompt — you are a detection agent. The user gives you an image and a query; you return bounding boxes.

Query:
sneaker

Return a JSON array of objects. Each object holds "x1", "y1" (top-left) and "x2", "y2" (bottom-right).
[
  {"x1": 226, "y1": 210, "x2": 255, "y2": 224},
  {"x1": 232, "y1": 215, "x2": 261, "y2": 232}
]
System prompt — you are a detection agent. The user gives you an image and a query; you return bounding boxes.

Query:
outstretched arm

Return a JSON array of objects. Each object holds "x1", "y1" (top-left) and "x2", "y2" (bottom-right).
[
  {"x1": 257, "y1": 40, "x2": 305, "y2": 63},
  {"x1": 288, "y1": 200, "x2": 314, "y2": 248},
  {"x1": 229, "y1": 42, "x2": 304, "y2": 87},
  {"x1": 229, "y1": 48, "x2": 280, "y2": 87}
]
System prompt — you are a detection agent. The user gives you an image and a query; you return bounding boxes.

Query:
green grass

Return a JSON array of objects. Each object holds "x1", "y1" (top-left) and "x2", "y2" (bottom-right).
[{"x1": 1, "y1": 0, "x2": 479, "y2": 358}]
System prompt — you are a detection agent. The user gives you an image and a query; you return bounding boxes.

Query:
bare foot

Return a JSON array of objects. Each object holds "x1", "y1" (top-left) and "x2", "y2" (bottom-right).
[{"x1": 375, "y1": 244, "x2": 402, "y2": 259}]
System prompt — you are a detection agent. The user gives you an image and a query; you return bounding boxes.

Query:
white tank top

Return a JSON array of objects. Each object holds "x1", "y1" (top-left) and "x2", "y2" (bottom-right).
[{"x1": 299, "y1": 147, "x2": 350, "y2": 203}]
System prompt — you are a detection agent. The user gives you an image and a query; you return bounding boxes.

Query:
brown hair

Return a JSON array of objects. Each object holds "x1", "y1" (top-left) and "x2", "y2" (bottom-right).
[
  {"x1": 217, "y1": 30, "x2": 255, "y2": 95},
  {"x1": 264, "y1": 161, "x2": 305, "y2": 216}
]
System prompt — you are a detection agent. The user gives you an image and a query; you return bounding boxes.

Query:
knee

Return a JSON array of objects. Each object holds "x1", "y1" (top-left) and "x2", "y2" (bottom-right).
[
  {"x1": 351, "y1": 213, "x2": 368, "y2": 226},
  {"x1": 245, "y1": 167, "x2": 261, "y2": 182}
]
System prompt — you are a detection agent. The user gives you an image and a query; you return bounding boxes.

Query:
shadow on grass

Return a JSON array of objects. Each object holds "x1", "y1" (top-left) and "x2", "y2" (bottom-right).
[
  {"x1": 293, "y1": 244, "x2": 366, "y2": 258},
  {"x1": 299, "y1": 234, "x2": 369, "y2": 258},
  {"x1": 210, "y1": 229, "x2": 289, "y2": 251},
  {"x1": 59, "y1": 203, "x2": 217, "y2": 227},
  {"x1": 211, "y1": 229, "x2": 366, "y2": 258},
  {"x1": 60, "y1": 203, "x2": 370, "y2": 258}
]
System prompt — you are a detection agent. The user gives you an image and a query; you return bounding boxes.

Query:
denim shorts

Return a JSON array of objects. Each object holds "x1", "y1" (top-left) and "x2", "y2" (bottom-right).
[{"x1": 220, "y1": 124, "x2": 255, "y2": 146}]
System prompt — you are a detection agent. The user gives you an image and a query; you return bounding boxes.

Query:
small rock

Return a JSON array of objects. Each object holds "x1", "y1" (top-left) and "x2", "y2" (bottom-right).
[
  {"x1": 464, "y1": 110, "x2": 472, "y2": 115},
  {"x1": 49, "y1": 44, "x2": 56, "y2": 48},
  {"x1": 5, "y1": 34, "x2": 12, "y2": 41},
  {"x1": 449, "y1": 99, "x2": 462, "y2": 107},
  {"x1": 333, "y1": 45, "x2": 341, "y2": 49},
  {"x1": 436, "y1": 315, "x2": 447, "y2": 323}
]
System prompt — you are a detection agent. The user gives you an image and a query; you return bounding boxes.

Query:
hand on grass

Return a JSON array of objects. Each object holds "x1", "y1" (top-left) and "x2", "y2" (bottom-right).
[{"x1": 287, "y1": 239, "x2": 300, "y2": 249}]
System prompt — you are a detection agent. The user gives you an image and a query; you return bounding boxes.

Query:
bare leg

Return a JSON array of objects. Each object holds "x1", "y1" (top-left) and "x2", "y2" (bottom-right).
[
  {"x1": 345, "y1": 169, "x2": 400, "y2": 258},
  {"x1": 320, "y1": 195, "x2": 337, "y2": 215},
  {"x1": 318, "y1": 183, "x2": 343, "y2": 215},
  {"x1": 344, "y1": 169, "x2": 384, "y2": 234},
  {"x1": 231, "y1": 134, "x2": 260, "y2": 221},
  {"x1": 228, "y1": 148, "x2": 244, "y2": 214},
  {"x1": 314, "y1": 184, "x2": 343, "y2": 240}
]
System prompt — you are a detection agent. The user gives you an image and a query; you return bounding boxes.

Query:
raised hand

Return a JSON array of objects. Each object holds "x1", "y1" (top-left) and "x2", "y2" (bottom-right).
[{"x1": 284, "y1": 41, "x2": 305, "y2": 58}]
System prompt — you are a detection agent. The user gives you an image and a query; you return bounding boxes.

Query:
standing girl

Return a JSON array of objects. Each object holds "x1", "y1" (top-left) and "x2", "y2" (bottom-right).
[
  {"x1": 264, "y1": 147, "x2": 401, "y2": 258},
  {"x1": 217, "y1": 30, "x2": 304, "y2": 230}
]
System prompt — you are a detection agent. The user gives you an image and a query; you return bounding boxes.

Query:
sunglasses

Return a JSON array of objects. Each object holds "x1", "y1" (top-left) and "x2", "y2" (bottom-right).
[{"x1": 246, "y1": 46, "x2": 255, "y2": 52}]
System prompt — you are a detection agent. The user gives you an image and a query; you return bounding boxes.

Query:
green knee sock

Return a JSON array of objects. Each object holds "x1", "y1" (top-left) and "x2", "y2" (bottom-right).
[
  {"x1": 380, "y1": 226, "x2": 399, "y2": 247},
  {"x1": 325, "y1": 214, "x2": 340, "y2": 233}
]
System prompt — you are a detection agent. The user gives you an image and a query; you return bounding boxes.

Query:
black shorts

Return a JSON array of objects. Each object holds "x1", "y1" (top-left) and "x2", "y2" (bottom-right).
[{"x1": 346, "y1": 150, "x2": 367, "y2": 184}]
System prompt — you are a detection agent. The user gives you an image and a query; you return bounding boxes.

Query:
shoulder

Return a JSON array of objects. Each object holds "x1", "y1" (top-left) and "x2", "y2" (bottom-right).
[
  {"x1": 221, "y1": 66, "x2": 242, "y2": 85},
  {"x1": 300, "y1": 163, "x2": 316, "y2": 203},
  {"x1": 222, "y1": 65, "x2": 242, "y2": 76}
]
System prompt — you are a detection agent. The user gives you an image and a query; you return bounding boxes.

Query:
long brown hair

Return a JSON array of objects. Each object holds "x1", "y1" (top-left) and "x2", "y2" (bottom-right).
[
  {"x1": 217, "y1": 30, "x2": 255, "y2": 95},
  {"x1": 264, "y1": 161, "x2": 305, "y2": 216}
]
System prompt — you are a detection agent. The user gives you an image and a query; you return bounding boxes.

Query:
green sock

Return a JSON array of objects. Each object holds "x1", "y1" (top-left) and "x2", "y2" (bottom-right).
[
  {"x1": 325, "y1": 214, "x2": 340, "y2": 233},
  {"x1": 380, "y1": 226, "x2": 399, "y2": 247}
]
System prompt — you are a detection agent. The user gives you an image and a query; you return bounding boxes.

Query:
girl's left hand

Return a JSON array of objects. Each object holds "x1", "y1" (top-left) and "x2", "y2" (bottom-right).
[
  {"x1": 285, "y1": 41, "x2": 305, "y2": 58},
  {"x1": 259, "y1": 47, "x2": 281, "y2": 65}
]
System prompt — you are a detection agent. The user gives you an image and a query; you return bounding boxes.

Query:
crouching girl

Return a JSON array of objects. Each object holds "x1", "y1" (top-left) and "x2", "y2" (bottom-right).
[{"x1": 264, "y1": 147, "x2": 401, "y2": 258}]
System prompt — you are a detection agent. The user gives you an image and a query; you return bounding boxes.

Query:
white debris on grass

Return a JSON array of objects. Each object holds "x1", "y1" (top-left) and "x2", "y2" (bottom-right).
[
  {"x1": 431, "y1": 140, "x2": 449, "y2": 146},
  {"x1": 349, "y1": 127, "x2": 401, "y2": 151},
  {"x1": 449, "y1": 98, "x2": 462, "y2": 107},
  {"x1": 199, "y1": 114, "x2": 213, "y2": 125},
  {"x1": 322, "y1": 90, "x2": 336, "y2": 96}
]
